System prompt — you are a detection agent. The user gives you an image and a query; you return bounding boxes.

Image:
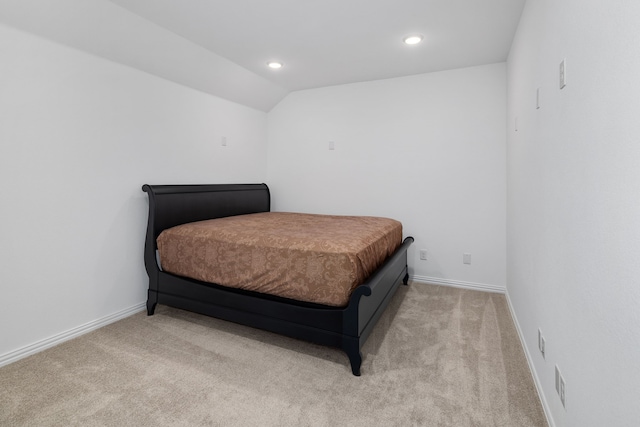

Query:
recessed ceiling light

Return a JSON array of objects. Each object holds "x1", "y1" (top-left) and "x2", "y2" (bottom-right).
[
  {"x1": 403, "y1": 34, "x2": 424, "y2": 45},
  {"x1": 267, "y1": 61, "x2": 283, "y2": 69}
]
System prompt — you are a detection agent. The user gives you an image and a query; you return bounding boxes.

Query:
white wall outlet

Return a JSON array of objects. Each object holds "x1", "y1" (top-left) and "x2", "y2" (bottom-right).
[
  {"x1": 463, "y1": 253, "x2": 471, "y2": 265},
  {"x1": 329, "y1": 141, "x2": 335, "y2": 150},
  {"x1": 560, "y1": 375, "x2": 566, "y2": 408},
  {"x1": 560, "y1": 59, "x2": 567, "y2": 89},
  {"x1": 221, "y1": 136, "x2": 227, "y2": 146},
  {"x1": 538, "y1": 329, "x2": 546, "y2": 359},
  {"x1": 419, "y1": 250, "x2": 428, "y2": 261},
  {"x1": 555, "y1": 365, "x2": 566, "y2": 409}
]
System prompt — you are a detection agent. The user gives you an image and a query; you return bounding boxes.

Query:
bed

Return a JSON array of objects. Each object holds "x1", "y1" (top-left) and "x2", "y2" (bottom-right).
[{"x1": 142, "y1": 183, "x2": 414, "y2": 376}]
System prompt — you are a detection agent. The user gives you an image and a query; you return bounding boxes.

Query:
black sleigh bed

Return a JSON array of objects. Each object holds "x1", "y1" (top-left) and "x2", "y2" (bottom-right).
[{"x1": 142, "y1": 183, "x2": 413, "y2": 376}]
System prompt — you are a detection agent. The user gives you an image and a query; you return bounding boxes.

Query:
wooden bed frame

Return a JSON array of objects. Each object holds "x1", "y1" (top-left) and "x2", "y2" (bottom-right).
[{"x1": 142, "y1": 183, "x2": 413, "y2": 376}]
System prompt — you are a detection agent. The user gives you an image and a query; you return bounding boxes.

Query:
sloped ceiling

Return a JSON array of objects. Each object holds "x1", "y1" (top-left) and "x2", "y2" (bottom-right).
[
  {"x1": 109, "y1": 0, "x2": 526, "y2": 92},
  {"x1": 1, "y1": 0, "x2": 525, "y2": 111}
]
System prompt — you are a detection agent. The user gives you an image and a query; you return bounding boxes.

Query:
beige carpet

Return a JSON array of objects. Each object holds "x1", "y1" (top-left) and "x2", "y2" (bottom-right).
[{"x1": 0, "y1": 283, "x2": 547, "y2": 426}]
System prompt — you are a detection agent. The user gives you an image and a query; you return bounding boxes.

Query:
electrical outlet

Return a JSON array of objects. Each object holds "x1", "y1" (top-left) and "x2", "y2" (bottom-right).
[
  {"x1": 463, "y1": 253, "x2": 471, "y2": 265},
  {"x1": 560, "y1": 58, "x2": 567, "y2": 89},
  {"x1": 419, "y1": 250, "x2": 428, "y2": 261},
  {"x1": 538, "y1": 329, "x2": 546, "y2": 359},
  {"x1": 555, "y1": 365, "x2": 566, "y2": 409}
]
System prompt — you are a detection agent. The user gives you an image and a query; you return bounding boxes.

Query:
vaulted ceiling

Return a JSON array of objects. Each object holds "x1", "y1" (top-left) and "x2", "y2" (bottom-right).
[
  {"x1": 1, "y1": 0, "x2": 526, "y2": 110},
  {"x1": 108, "y1": 0, "x2": 526, "y2": 92}
]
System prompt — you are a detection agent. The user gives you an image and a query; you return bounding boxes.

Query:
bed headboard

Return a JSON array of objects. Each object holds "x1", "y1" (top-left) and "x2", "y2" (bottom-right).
[{"x1": 141, "y1": 183, "x2": 270, "y2": 279}]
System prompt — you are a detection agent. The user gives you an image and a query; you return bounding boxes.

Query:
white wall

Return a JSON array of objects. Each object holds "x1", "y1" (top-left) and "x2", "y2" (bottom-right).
[
  {"x1": 267, "y1": 64, "x2": 507, "y2": 291},
  {"x1": 507, "y1": 1, "x2": 640, "y2": 426},
  {"x1": 0, "y1": 24, "x2": 267, "y2": 362}
]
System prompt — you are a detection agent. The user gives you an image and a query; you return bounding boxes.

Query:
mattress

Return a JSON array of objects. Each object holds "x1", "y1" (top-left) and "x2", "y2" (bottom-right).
[{"x1": 156, "y1": 212, "x2": 403, "y2": 307}]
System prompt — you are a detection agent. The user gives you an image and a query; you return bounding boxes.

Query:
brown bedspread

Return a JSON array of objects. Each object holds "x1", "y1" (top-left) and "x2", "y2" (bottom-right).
[{"x1": 156, "y1": 212, "x2": 403, "y2": 307}]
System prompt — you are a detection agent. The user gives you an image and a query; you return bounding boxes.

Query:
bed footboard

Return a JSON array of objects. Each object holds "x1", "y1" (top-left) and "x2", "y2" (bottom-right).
[{"x1": 342, "y1": 236, "x2": 413, "y2": 375}]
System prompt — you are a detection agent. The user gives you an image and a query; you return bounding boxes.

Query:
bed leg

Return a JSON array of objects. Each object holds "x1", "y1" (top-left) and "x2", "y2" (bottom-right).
[
  {"x1": 147, "y1": 290, "x2": 158, "y2": 316},
  {"x1": 344, "y1": 340, "x2": 363, "y2": 376},
  {"x1": 403, "y1": 272, "x2": 410, "y2": 285}
]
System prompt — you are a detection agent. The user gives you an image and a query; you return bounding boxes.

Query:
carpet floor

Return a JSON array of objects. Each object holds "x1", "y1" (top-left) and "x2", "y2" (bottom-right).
[{"x1": 0, "y1": 282, "x2": 547, "y2": 426}]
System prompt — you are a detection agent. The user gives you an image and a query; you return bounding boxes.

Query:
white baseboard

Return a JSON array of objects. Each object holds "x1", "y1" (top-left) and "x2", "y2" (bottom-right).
[
  {"x1": 411, "y1": 275, "x2": 506, "y2": 294},
  {"x1": 505, "y1": 291, "x2": 555, "y2": 427},
  {"x1": 0, "y1": 302, "x2": 146, "y2": 368}
]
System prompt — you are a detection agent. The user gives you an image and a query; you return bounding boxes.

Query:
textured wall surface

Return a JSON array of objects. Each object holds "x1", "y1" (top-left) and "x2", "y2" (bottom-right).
[{"x1": 507, "y1": 1, "x2": 640, "y2": 425}]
